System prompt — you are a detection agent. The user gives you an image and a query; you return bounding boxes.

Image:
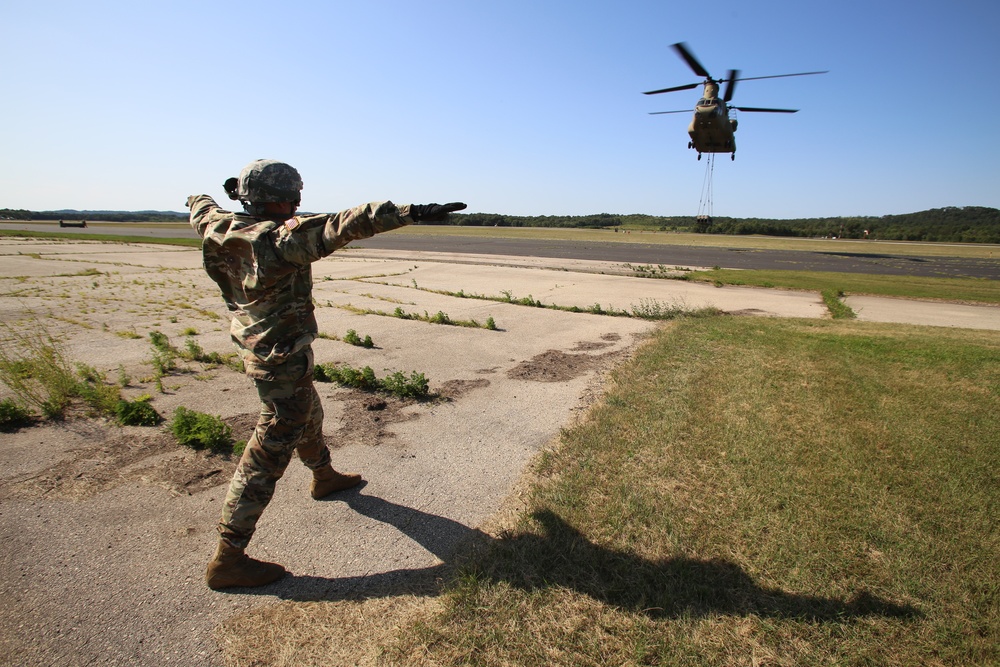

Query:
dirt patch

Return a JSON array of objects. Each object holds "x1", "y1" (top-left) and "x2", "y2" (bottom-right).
[
  {"x1": 571, "y1": 341, "x2": 611, "y2": 351},
  {"x1": 437, "y1": 378, "x2": 491, "y2": 399},
  {"x1": 330, "y1": 389, "x2": 421, "y2": 449},
  {"x1": 0, "y1": 414, "x2": 253, "y2": 501},
  {"x1": 507, "y1": 348, "x2": 624, "y2": 383},
  {"x1": 572, "y1": 333, "x2": 622, "y2": 350}
]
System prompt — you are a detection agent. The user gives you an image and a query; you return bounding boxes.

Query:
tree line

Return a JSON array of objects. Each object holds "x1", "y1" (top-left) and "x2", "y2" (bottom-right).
[
  {"x1": 447, "y1": 206, "x2": 1000, "y2": 243},
  {"x1": 0, "y1": 209, "x2": 186, "y2": 223},
  {"x1": 3, "y1": 206, "x2": 997, "y2": 243}
]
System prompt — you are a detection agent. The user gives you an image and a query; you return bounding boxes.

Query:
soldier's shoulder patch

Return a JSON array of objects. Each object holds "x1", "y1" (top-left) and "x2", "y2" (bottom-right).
[{"x1": 285, "y1": 217, "x2": 301, "y2": 231}]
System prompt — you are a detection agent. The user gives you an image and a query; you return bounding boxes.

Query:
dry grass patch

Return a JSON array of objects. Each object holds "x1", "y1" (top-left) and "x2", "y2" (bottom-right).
[
  {"x1": 214, "y1": 314, "x2": 999, "y2": 666},
  {"x1": 215, "y1": 596, "x2": 443, "y2": 667}
]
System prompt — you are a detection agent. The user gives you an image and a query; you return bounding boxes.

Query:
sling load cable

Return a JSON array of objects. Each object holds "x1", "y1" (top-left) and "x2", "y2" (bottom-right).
[{"x1": 696, "y1": 153, "x2": 714, "y2": 228}]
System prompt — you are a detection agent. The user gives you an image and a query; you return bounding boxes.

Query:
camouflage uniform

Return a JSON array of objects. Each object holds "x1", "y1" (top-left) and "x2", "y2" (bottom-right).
[{"x1": 188, "y1": 195, "x2": 413, "y2": 549}]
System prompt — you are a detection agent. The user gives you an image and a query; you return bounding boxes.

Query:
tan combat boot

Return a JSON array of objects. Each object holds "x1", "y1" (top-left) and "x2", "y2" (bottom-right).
[
  {"x1": 205, "y1": 541, "x2": 286, "y2": 590},
  {"x1": 311, "y1": 465, "x2": 363, "y2": 499}
]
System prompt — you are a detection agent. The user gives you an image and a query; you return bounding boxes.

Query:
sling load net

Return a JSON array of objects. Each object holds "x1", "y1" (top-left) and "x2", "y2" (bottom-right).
[{"x1": 695, "y1": 153, "x2": 714, "y2": 231}]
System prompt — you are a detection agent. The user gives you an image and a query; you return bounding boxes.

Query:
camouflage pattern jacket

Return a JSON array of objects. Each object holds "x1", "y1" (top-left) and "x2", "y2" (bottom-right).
[{"x1": 188, "y1": 195, "x2": 412, "y2": 369}]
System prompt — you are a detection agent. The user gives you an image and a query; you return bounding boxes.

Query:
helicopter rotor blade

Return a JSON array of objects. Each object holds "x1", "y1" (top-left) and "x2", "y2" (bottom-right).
[
  {"x1": 723, "y1": 69, "x2": 739, "y2": 102},
  {"x1": 643, "y1": 82, "x2": 700, "y2": 95},
  {"x1": 732, "y1": 106, "x2": 799, "y2": 113},
  {"x1": 671, "y1": 42, "x2": 711, "y2": 78},
  {"x1": 648, "y1": 109, "x2": 692, "y2": 115},
  {"x1": 731, "y1": 70, "x2": 828, "y2": 84}
]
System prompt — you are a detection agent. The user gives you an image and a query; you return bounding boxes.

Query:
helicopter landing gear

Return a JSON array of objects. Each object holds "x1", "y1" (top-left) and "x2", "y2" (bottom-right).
[
  {"x1": 697, "y1": 153, "x2": 702, "y2": 161},
  {"x1": 688, "y1": 141, "x2": 693, "y2": 149},
  {"x1": 731, "y1": 153, "x2": 735, "y2": 161}
]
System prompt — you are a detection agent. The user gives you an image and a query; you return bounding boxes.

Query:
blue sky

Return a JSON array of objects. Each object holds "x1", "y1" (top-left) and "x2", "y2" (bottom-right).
[{"x1": 2, "y1": 0, "x2": 998, "y2": 219}]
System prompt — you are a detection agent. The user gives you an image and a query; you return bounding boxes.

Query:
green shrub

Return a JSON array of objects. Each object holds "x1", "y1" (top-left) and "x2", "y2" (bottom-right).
[
  {"x1": 170, "y1": 406, "x2": 233, "y2": 451},
  {"x1": 313, "y1": 363, "x2": 331, "y2": 382},
  {"x1": 115, "y1": 396, "x2": 162, "y2": 426},
  {"x1": 314, "y1": 363, "x2": 430, "y2": 399},
  {"x1": 0, "y1": 398, "x2": 33, "y2": 431},
  {"x1": 381, "y1": 370, "x2": 429, "y2": 399},
  {"x1": 321, "y1": 364, "x2": 379, "y2": 390},
  {"x1": 343, "y1": 329, "x2": 375, "y2": 348}
]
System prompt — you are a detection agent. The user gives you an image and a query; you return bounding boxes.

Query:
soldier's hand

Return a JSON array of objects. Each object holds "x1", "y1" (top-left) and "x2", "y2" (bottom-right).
[
  {"x1": 409, "y1": 202, "x2": 467, "y2": 222},
  {"x1": 185, "y1": 195, "x2": 197, "y2": 208}
]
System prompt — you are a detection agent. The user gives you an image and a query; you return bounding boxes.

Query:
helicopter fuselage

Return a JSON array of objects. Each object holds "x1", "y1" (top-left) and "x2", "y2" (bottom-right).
[{"x1": 687, "y1": 82, "x2": 737, "y2": 157}]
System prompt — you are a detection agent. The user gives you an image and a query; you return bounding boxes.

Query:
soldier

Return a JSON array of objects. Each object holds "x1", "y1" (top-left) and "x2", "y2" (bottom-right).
[{"x1": 187, "y1": 159, "x2": 465, "y2": 590}]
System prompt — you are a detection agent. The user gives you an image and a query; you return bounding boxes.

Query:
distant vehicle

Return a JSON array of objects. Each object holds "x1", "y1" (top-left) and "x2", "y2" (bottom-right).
[
  {"x1": 644, "y1": 42, "x2": 826, "y2": 160},
  {"x1": 58, "y1": 220, "x2": 87, "y2": 228}
]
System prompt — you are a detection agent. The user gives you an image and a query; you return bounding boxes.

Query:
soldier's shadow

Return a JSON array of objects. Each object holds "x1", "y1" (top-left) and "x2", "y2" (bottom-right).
[{"x1": 267, "y1": 492, "x2": 920, "y2": 621}]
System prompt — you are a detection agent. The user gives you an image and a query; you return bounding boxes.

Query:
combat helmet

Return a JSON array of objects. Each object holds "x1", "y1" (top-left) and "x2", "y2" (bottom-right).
[{"x1": 224, "y1": 159, "x2": 303, "y2": 217}]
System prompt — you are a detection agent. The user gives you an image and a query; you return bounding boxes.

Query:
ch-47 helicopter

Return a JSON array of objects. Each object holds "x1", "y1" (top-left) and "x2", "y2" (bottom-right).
[{"x1": 644, "y1": 42, "x2": 826, "y2": 160}]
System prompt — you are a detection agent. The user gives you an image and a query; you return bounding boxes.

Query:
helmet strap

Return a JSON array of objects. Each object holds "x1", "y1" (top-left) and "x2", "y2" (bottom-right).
[{"x1": 242, "y1": 200, "x2": 298, "y2": 222}]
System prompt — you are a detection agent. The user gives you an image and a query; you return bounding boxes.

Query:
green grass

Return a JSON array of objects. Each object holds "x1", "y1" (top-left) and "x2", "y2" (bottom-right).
[
  {"x1": 377, "y1": 226, "x2": 1000, "y2": 259},
  {"x1": 0, "y1": 227, "x2": 200, "y2": 247},
  {"x1": 376, "y1": 317, "x2": 999, "y2": 665},
  {"x1": 821, "y1": 289, "x2": 856, "y2": 319},
  {"x1": 682, "y1": 268, "x2": 1000, "y2": 304}
]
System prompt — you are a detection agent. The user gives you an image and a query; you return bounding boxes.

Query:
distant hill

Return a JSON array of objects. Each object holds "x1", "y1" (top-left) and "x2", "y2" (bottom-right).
[{"x1": 2, "y1": 206, "x2": 998, "y2": 243}]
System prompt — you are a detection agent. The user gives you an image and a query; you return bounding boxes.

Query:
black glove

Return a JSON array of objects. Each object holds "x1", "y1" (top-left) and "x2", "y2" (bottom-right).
[
  {"x1": 223, "y1": 177, "x2": 240, "y2": 201},
  {"x1": 409, "y1": 202, "x2": 467, "y2": 222}
]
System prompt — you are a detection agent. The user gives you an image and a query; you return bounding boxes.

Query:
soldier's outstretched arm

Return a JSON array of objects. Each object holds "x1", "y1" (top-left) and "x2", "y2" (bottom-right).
[
  {"x1": 272, "y1": 201, "x2": 466, "y2": 266},
  {"x1": 186, "y1": 194, "x2": 226, "y2": 239}
]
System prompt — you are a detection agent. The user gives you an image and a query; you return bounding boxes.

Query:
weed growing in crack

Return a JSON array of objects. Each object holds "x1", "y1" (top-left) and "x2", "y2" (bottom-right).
[
  {"x1": 314, "y1": 362, "x2": 429, "y2": 399},
  {"x1": 822, "y1": 289, "x2": 857, "y2": 319},
  {"x1": 115, "y1": 394, "x2": 162, "y2": 426},
  {"x1": 629, "y1": 298, "x2": 722, "y2": 320},
  {"x1": 170, "y1": 406, "x2": 237, "y2": 453},
  {"x1": 341, "y1": 304, "x2": 495, "y2": 330},
  {"x1": 0, "y1": 317, "x2": 93, "y2": 419},
  {"x1": 343, "y1": 329, "x2": 375, "y2": 348}
]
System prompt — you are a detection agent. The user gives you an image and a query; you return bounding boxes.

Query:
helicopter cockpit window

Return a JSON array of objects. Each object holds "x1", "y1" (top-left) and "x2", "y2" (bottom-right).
[{"x1": 698, "y1": 98, "x2": 713, "y2": 106}]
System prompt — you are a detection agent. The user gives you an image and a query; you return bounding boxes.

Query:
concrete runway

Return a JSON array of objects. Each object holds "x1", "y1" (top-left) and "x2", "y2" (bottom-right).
[
  {"x1": 354, "y1": 234, "x2": 1000, "y2": 280},
  {"x1": 4, "y1": 221, "x2": 999, "y2": 279}
]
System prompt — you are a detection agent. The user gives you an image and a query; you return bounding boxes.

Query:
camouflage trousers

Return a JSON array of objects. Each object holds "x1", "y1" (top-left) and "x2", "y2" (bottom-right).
[{"x1": 218, "y1": 349, "x2": 331, "y2": 549}]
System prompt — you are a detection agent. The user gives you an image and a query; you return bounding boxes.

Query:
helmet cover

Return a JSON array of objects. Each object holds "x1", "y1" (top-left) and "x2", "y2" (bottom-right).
[{"x1": 236, "y1": 159, "x2": 303, "y2": 204}]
